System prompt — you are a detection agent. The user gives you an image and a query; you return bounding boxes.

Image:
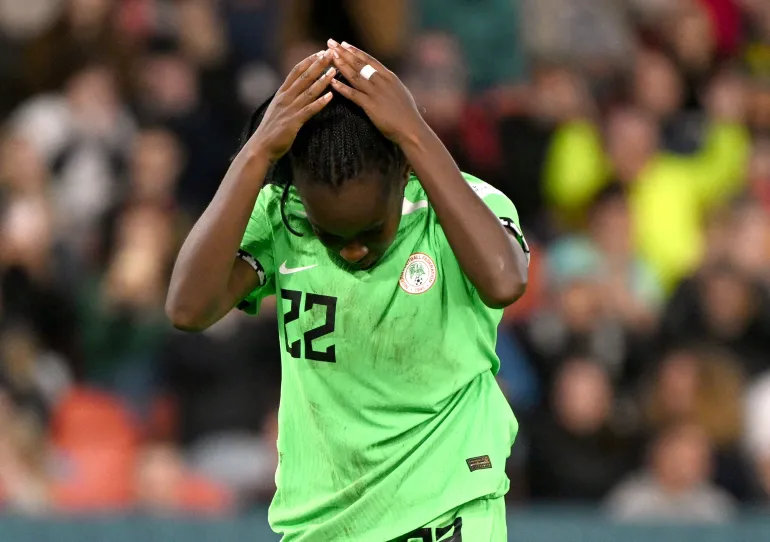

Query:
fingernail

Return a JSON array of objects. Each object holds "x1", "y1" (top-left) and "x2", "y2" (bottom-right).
[
  {"x1": 325, "y1": 67, "x2": 335, "y2": 77},
  {"x1": 324, "y1": 49, "x2": 332, "y2": 58},
  {"x1": 332, "y1": 50, "x2": 340, "y2": 59},
  {"x1": 325, "y1": 92, "x2": 333, "y2": 100},
  {"x1": 316, "y1": 50, "x2": 325, "y2": 58},
  {"x1": 341, "y1": 41, "x2": 351, "y2": 49},
  {"x1": 327, "y1": 39, "x2": 339, "y2": 47}
]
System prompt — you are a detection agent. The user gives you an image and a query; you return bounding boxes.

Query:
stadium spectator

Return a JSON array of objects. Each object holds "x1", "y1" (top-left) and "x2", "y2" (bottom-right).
[
  {"x1": 548, "y1": 183, "x2": 664, "y2": 333},
  {"x1": 643, "y1": 347, "x2": 755, "y2": 500},
  {"x1": 515, "y1": 234, "x2": 643, "y2": 392},
  {"x1": 528, "y1": 358, "x2": 639, "y2": 502},
  {"x1": 606, "y1": 421, "x2": 737, "y2": 522},
  {"x1": 10, "y1": 62, "x2": 136, "y2": 270},
  {"x1": 659, "y1": 264, "x2": 770, "y2": 378}
]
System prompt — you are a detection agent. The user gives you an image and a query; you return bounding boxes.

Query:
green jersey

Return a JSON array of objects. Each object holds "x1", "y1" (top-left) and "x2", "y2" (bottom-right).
[{"x1": 238, "y1": 173, "x2": 526, "y2": 541}]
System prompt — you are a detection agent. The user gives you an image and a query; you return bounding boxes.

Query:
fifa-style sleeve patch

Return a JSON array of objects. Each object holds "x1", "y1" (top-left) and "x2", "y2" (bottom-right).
[
  {"x1": 237, "y1": 249, "x2": 267, "y2": 286},
  {"x1": 499, "y1": 217, "x2": 530, "y2": 266}
]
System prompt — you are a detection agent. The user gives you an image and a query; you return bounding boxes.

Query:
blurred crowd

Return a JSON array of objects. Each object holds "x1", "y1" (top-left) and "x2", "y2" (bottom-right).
[{"x1": 0, "y1": 0, "x2": 770, "y2": 522}]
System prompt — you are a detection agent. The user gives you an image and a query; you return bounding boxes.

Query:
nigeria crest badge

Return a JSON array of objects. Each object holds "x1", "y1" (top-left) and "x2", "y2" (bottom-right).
[{"x1": 399, "y1": 253, "x2": 437, "y2": 294}]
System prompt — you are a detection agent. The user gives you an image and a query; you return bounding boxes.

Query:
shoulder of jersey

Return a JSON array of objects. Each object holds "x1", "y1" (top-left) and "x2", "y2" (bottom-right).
[
  {"x1": 401, "y1": 172, "x2": 506, "y2": 216},
  {"x1": 460, "y1": 172, "x2": 507, "y2": 200},
  {"x1": 259, "y1": 183, "x2": 306, "y2": 224}
]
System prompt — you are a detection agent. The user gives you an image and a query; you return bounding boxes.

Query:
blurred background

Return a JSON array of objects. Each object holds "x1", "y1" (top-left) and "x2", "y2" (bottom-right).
[{"x1": 1, "y1": 0, "x2": 770, "y2": 540}]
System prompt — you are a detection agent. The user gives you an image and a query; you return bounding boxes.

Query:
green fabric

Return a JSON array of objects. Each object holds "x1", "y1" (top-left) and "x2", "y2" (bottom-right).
[{"x1": 238, "y1": 174, "x2": 522, "y2": 541}]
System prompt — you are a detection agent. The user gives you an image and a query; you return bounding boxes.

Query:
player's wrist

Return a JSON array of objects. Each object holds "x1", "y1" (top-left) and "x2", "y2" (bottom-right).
[
  {"x1": 239, "y1": 141, "x2": 276, "y2": 172},
  {"x1": 394, "y1": 119, "x2": 433, "y2": 152}
]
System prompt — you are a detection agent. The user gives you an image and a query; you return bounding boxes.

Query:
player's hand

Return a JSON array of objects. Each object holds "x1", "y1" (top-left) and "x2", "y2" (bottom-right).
[
  {"x1": 250, "y1": 50, "x2": 336, "y2": 163},
  {"x1": 326, "y1": 39, "x2": 426, "y2": 146}
]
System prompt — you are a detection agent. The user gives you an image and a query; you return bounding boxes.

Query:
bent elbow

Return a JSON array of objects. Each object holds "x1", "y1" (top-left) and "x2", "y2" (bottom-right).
[
  {"x1": 165, "y1": 299, "x2": 209, "y2": 333},
  {"x1": 480, "y1": 277, "x2": 527, "y2": 309}
]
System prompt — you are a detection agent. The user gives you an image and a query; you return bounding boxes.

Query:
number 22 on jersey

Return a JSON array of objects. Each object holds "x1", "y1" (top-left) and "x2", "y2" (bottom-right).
[{"x1": 281, "y1": 289, "x2": 338, "y2": 363}]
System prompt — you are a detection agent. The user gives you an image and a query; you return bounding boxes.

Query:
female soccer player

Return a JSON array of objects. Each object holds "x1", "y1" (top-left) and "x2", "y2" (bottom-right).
[{"x1": 167, "y1": 40, "x2": 529, "y2": 542}]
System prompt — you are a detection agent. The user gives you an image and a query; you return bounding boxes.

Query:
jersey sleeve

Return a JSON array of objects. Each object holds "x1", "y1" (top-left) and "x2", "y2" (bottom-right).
[
  {"x1": 464, "y1": 173, "x2": 530, "y2": 265},
  {"x1": 236, "y1": 188, "x2": 277, "y2": 315}
]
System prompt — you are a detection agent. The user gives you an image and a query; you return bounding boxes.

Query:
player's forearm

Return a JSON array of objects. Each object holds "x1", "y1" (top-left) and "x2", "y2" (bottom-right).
[
  {"x1": 166, "y1": 147, "x2": 270, "y2": 330},
  {"x1": 399, "y1": 123, "x2": 526, "y2": 308}
]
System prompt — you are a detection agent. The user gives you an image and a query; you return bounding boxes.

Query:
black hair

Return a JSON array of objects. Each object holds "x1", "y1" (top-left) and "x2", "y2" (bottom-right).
[{"x1": 237, "y1": 76, "x2": 407, "y2": 236}]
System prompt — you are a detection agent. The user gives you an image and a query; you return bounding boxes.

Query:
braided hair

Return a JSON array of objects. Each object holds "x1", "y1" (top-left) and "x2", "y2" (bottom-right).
[{"x1": 237, "y1": 76, "x2": 407, "y2": 236}]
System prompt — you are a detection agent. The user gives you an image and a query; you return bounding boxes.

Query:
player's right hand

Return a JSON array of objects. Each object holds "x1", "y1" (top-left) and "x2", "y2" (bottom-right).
[{"x1": 249, "y1": 50, "x2": 336, "y2": 163}]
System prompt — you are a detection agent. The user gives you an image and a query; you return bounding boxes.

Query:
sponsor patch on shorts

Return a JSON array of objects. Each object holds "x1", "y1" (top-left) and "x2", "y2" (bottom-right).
[{"x1": 466, "y1": 455, "x2": 492, "y2": 472}]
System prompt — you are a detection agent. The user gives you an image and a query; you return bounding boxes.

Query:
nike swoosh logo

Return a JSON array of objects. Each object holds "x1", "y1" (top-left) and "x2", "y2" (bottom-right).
[{"x1": 279, "y1": 262, "x2": 318, "y2": 275}]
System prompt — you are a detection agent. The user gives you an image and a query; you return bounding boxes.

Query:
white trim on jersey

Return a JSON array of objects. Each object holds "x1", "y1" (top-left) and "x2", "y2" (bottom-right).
[{"x1": 402, "y1": 198, "x2": 429, "y2": 215}]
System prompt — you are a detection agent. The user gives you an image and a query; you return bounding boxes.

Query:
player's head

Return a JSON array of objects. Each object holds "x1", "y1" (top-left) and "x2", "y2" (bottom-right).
[{"x1": 241, "y1": 77, "x2": 408, "y2": 270}]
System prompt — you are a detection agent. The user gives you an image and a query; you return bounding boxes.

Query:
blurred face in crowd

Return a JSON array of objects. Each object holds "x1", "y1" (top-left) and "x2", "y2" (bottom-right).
[
  {"x1": 700, "y1": 267, "x2": 755, "y2": 337},
  {"x1": 553, "y1": 359, "x2": 612, "y2": 436},
  {"x1": 558, "y1": 280, "x2": 604, "y2": 333},
  {"x1": 531, "y1": 68, "x2": 590, "y2": 122},
  {"x1": 66, "y1": 65, "x2": 120, "y2": 136},
  {"x1": 727, "y1": 201, "x2": 770, "y2": 277},
  {"x1": 0, "y1": 0, "x2": 61, "y2": 39},
  {"x1": 606, "y1": 109, "x2": 658, "y2": 184},
  {"x1": 634, "y1": 50, "x2": 683, "y2": 120},
  {"x1": 652, "y1": 423, "x2": 712, "y2": 493},
  {"x1": 589, "y1": 193, "x2": 632, "y2": 260},
  {"x1": 141, "y1": 53, "x2": 198, "y2": 116},
  {"x1": 668, "y1": 2, "x2": 715, "y2": 71},
  {"x1": 404, "y1": 34, "x2": 466, "y2": 134},
  {"x1": 177, "y1": 0, "x2": 227, "y2": 66},
  {"x1": 705, "y1": 71, "x2": 748, "y2": 123},
  {"x1": 131, "y1": 129, "x2": 183, "y2": 202},
  {"x1": 655, "y1": 350, "x2": 700, "y2": 420}
]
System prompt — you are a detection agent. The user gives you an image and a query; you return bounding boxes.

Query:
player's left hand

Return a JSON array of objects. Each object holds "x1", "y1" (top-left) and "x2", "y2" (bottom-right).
[{"x1": 326, "y1": 39, "x2": 427, "y2": 146}]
